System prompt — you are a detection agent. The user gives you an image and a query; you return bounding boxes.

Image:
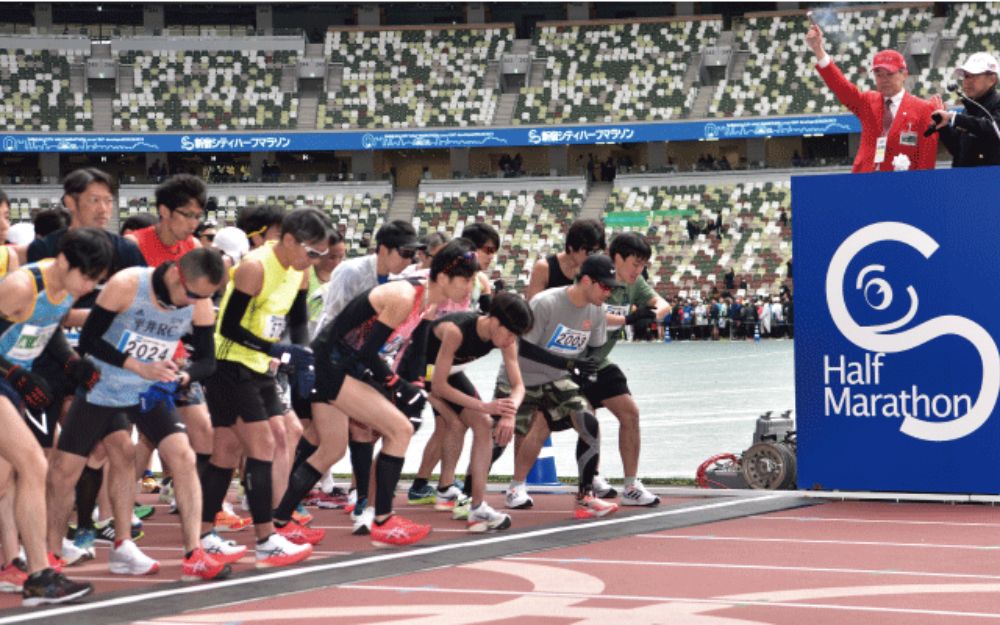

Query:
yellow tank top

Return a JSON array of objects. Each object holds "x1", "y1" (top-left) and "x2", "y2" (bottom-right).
[
  {"x1": 215, "y1": 242, "x2": 304, "y2": 373},
  {"x1": 0, "y1": 246, "x2": 9, "y2": 278}
]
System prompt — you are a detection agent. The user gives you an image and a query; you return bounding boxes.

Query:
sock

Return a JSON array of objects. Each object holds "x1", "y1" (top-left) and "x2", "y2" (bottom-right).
[
  {"x1": 291, "y1": 438, "x2": 319, "y2": 476},
  {"x1": 461, "y1": 476, "x2": 473, "y2": 497},
  {"x1": 436, "y1": 483, "x2": 453, "y2": 493},
  {"x1": 200, "y1": 463, "x2": 234, "y2": 524},
  {"x1": 274, "y1": 461, "x2": 322, "y2": 524},
  {"x1": 185, "y1": 550, "x2": 194, "y2": 560},
  {"x1": 114, "y1": 539, "x2": 124, "y2": 549},
  {"x1": 244, "y1": 457, "x2": 274, "y2": 525},
  {"x1": 75, "y1": 466, "x2": 103, "y2": 530},
  {"x1": 348, "y1": 441, "x2": 374, "y2": 502},
  {"x1": 510, "y1": 479, "x2": 525, "y2": 489},
  {"x1": 195, "y1": 453, "x2": 211, "y2": 477},
  {"x1": 373, "y1": 453, "x2": 405, "y2": 517},
  {"x1": 624, "y1": 476, "x2": 637, "y2": 488},
  {"x1": 411, "y1": 477, "x2": 428, "y2": 491},
  {"x1": 256, "y1": 534, "x2": 274, "y2": 546}
]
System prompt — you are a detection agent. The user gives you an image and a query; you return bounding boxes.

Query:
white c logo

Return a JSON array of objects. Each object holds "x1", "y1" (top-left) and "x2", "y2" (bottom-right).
[{"x1": 826, "y1": 222, "x2": 1000, "y2": 441}]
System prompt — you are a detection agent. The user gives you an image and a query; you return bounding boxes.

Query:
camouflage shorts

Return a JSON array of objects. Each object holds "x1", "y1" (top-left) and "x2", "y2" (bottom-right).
[{"x1": 494, "y1": 377, "x2": 588, "y2": 436}]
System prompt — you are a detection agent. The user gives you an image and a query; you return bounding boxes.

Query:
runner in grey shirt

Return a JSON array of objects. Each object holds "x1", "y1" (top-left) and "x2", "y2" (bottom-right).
[{"x1": 495, "y1": 255, "x2": 621, "y2": 518}]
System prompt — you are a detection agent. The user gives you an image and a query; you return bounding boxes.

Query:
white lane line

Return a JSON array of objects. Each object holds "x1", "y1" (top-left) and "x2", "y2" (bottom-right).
[
  {"x1": 756, "y1": 515, "x2": 1000, "y2": 528},
  {"x1": 503, "y1": 556, "x2": 1000, "y2": 580},
  {"x1": 0, "y1": 494, "x2": 786, "y2": 624},
  {"x1": 335, "y1": 583, "x2": 1000, "y2": 620},
  {"x1": 73, "y1": 577, "x2": 176, "y2": 585},
  {"x1": 637, "y1": 534, "x2": 1000, "y2": 550}
]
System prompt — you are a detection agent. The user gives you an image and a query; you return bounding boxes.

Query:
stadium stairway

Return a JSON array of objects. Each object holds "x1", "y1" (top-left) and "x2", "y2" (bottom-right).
[
  {"x1": 388, "y1": 188, "x2": 418, "y2": 222},
  {"x1": 580, "y1": 182, "x2": 613, "y2": 221}
]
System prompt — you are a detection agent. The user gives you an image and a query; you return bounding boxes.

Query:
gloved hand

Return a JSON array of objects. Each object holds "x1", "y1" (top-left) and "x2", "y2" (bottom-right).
[
  {"x1": 388, "y1": 377, "x2": 427, "y2": 432},
  {"x1": 65, "y1": 357, "x2": 101, "y2": 391},
  {"x1": 566, "y1": 356, "x2": 599, "y2": 380},
  {"x1": 139, "y1": 380, "x2": 178, "y2": 413},
  {"x1": 5, "y1": 366, "x2": 53, "y2": 411},
  {"x1": 269, "y1": 343, "x2": 314, "y2": 371},
  {"x1": 625, "y1": 306, "x2": 657, "y2": 326}
]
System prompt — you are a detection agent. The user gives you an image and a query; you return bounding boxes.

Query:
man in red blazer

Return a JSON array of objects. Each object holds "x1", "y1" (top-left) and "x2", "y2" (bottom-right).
[{"x1": 807, "y1": 23, "x2": 941, "y2": 173}]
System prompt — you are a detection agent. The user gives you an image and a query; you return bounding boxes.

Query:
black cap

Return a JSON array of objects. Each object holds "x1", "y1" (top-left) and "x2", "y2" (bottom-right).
[
  {"x1": 375, "y1": 220, "x2": 425, "y2": 250},
  {"x1": 579, "y1": 254, "x2": 623, "y2": 288}
]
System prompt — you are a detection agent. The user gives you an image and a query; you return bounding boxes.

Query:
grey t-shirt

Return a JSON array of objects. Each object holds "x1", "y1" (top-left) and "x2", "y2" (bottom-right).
[{"x1": 499, "y1": 286, "x2": 607, "y2": 387}]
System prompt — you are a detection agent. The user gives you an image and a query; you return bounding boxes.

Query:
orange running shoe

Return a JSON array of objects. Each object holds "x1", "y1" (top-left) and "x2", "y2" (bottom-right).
[
  {"x1": 0, "y1": 561, "x2": 26, "y2": 593},
  {"x1": 181, "y1": 548, "x2": 231, "y2": 582},
  {"x1": 214, "y1": 509, "x2": 251, "y2": 533},
  {"x1": 47, "y1": 553, "x2": 65, "y2": 574},
  {"x1": 275, "y1": 520, "x2": 324, "y2": 546},
  {"x1": 574, "y1": 494, "x2": 619, "y2": 520},
  {"x1": 370, "y1": 515, "x2": 431, "y2": 548},
  {"x1": 291, "y1": 504, "x2": 314, "y2": 526}
]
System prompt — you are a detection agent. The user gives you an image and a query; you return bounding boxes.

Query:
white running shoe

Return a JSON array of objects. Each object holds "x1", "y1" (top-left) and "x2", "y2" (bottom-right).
[
  {"x1": 352, "y1": 506, "x2": 374, "y2": 536},
  {"x1": 592, "y1": 475, "x2": 618, "y2": 499},
  {"x1": 621, "y1": 480, "x2": 660, "y2": 507},
  {"x1": 60, "y1": 538, "x2": 92, "y2": 567},
  {"x1": 109, "y1": 539, "x2": 160, "y2": 575},
  {"x1": 504, "y1": 483, "x2": 534, "y2": 509},
  {"x1": 255, "y1": 533, "x2": 312, "y2": 568},
  {"x1": 434, "y1": 484, "x2": 464, "y2": 511},
  {"x1": 201, "y1": 530, "x2": 249, "y2": 565},
  {"x1": 467, "y1": 502, "x2": 512, "y2": 533}
]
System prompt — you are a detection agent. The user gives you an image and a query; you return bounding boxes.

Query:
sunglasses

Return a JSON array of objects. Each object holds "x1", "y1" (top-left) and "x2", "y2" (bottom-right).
[
  {"x1": 300, "y1": 241, "x2": 330, "y2": 259},
  {"x1": 201, "y1": 233, "x2": 216, "y2": 242},
  {"x1": 481, "y1": 245, "x2": 497, "y2": 255},
  {"x1": 177, "y1": 269, "x2": 208, "y2": 300},
  {"x1": 595, "y1": 281, "x2": 613, "y2": 293},
  {"x1": 173, "y1": 208, "x2": 204, "y2": 222},
  {"x1": 397, "y1": 247, "x2": 418, "y2": 260}
]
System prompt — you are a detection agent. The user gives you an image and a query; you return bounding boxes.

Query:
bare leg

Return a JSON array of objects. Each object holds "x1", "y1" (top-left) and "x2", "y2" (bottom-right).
[
  {"x1": 601, "y1": 394, "x2": 641, "y2": 478},
  {"x1": 156, "y1": 434, "x2": 200, "y2": 552}
]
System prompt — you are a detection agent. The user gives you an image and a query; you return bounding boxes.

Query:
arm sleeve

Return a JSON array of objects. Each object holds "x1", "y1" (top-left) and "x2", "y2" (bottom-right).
[
  {"x1": 319, "y1": 265, "x2": 358, "y2": 328},
  {"x1": 288, "y1": 289, "x2": 309, "y2": 345},
  {"x1": 41, "y1": 326, "x2": 76, "y2": 366},
  {"x1": 218, "y1": 289, "x2": 274, "y2": 354},
  {"x1": 517, "y1": 338, "x2": 568, "y2": 369},
  {"x1": 357, "y1": 320, "x2": 395, "y2": 382},
  {"x1": 181, "y1": 324, "x2": 216, "y2": 382},
  {"x1": 77, "y1": 304, "x2": 128, "y2": 368}
]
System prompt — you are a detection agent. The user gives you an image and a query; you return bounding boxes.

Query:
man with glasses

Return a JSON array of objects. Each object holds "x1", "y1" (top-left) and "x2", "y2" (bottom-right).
[
  {"x1": 806, "y1": 21, "x2": 940, "y2": 172},
  {"x1": 46, "y1": 248, "x2": 235, "y2": 580},
  {"x1": 202, "y1": 208, "x2": 329, "y2": 567},
  {"x1": 196, "y1": 221, "x2": 218, "y2": 248}
]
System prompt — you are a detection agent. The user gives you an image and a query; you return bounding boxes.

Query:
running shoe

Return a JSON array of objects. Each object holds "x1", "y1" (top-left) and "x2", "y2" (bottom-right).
[
  {"x1": 60, "y1": 538, "x2": 92, "y2": 567},
  {"x1": 467, "y1": 503, "x2": 512, "y2": 533},
  {"x1": 72, "y1": 527, "x2": 96, "y2": 558},
  {"x1": 181, "y1": 548, "x2": 231, "y2": 582},
  {"x1": 255, "y1": 533, "x2": 312, "y2": 568},
  {"x1": 47, "y1": 553, "x2": 64, "y2": 573},
  {"x1": 351, "y1": 505, "x2": 374, "y2": 536},
  {"x1": 214, "y1": 508, "x2": 251, "y2": 533},
  {"x1": 275, "y1": 520, "x2": 325, "y2": 546},
  {"x1": 140, "y1": 472, "x2": 159, "y2": 494},
  {"x1": 131, "y1": 511, "x2": 143, "y2": 530},
  {"x1": 168, "y1": 498, "x2": 178, "y2": 515},
  {"x1": 21, "y1": 569, "x2": 92, "y2": 606},
  {"x1": 574, "y1": 494, "x2": 619, "y2": 519},
  {"x1": 109, "y1": 539, "x2": 160, "y2": 575},
  {"x1": 318, "y1": 471, "x2": 339, "y2": 495},
  {"x1": 434, "y1": 484, "x2": 464, "y2": 511},
  {"x1": 370, "y1": 515, "x2": 431, "y2": 548},
  {"x1": 94, "y1": 520, "x2": 144, "y2": 544},
  {"x1": 292, "y1": 503, "x2": 314, "y2": 526},
  {"x1": 0, "y1": 561, "x2": 26, "y2": 593},
  {"x1": 133, "y1": 503, "x2": 155, "y2": 520},
  {"x1": 504, "y1": 483, "x2": 534, "y2": 509},
  {"x1": 201, "y1": 530, "x2": 249, "y2": 565},
  {"x1": 621, "y1": 480, "x2": 660, "y2": 507},
  {"x1": 344, "y1": 488, "x2": 358, "y2": 514},
  {"x1": 407, "y1": 483, "x2": 436, "y2": 505},
  {"x1": 451, "y1": 497, "x2": 471, "y2": 521},
  {"x1": 157, "y1": 477, "x2": 174, "y2": 504},
  {"x1": 592, "y1": 475, "x2": 618, "y2": 499},
  {"x1": 307, "y1": 490, "x2": 349, "y2": 509}
]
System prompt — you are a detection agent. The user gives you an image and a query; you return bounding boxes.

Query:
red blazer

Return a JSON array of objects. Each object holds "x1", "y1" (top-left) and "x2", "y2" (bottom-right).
[{"x1": 817, "y1": 60, "x2": 939, "y2": 173}]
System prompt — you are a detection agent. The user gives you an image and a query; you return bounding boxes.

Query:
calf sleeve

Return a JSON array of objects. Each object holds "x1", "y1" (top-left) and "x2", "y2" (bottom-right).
[
  {"x1": 374, "y1": 453, "x2": 405, "y2": 517},
  {"x1": 274, "y1": 461, "x2": 322, "y2": 523},
  {"x1": 291, "y1": 438, "x2": 319, "y2": 475},
  {"x1": 243, "y1": 457, "x2": 273, "y2": 525},
  {"x1": 348, "y1": 440, "x2": 374, "y2": 502},
  {"x1": 571, "y1": 409, "x2": 601, "y2": 495},
  {"x1": 75, "y1": 466, "x2": 103, "y2": 530},
  {"x1": 200, "y1": 463, "x2": 234, "y2": 524}
]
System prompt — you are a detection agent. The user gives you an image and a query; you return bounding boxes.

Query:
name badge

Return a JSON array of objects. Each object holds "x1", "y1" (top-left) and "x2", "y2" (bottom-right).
[
  {"x1": 900, "y1": 131, "x2": 918, "y2": 146},
  {"x1": 874, "y1": 136, "x2": 888, "y2": 164}
]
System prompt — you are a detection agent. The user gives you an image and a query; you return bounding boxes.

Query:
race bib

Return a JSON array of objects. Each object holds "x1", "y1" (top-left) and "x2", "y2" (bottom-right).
[
  {"x1": 8, "y1": 323, "x2": 58, "y2": 362},
  {"x1": 64, "y1": 326, "x2": 82, "y2": 347},
  {"x1": 117, "y1": 330, "x2": 175, "y2": 362},
  {"x1": 545, "y1": 323, "x2": 590, "y2": 355},
  {"x1": 604, "y1": 303, "x2": 629, "y2": 331},
  {"x1": 263, "y1": 315, "x2": 287, "y2": 341}
]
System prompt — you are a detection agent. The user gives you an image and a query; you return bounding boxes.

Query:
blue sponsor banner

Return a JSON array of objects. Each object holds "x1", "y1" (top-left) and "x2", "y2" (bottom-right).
[
  {"x1": 0, "y1": 114, "x2": 859, "y2": 153},
  {"x1": 793, "y1": 166, "x2": 1000, "y2": 494}
]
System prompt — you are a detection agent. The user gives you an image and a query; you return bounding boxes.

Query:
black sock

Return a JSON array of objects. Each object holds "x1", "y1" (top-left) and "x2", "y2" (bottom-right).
[
  {"x1": 436, "y1": 483, "x2": 453, "y2": 493},
  {"x1": 184, "y1": 549, "x2": 194, "y2": 560},
  {"x1": 256, "y1": 534, "x2": 274, "y2": 545},
  {"x1": 75, "y1": 466, "x2": 103, "y2": 529},
  {"x1": 374, "y1": 453, "x2": 405, "y2": 517},
  {"x1": 200, "y1": 463, "x2": 234, "y2": 524},
  {"x1": 411, "y1": 477, "x2": 428, "y2": 491},
  {"x1": 274, "y1": 461, "x2": 322, "y2": 524},
  {"x1": 348, "y1": 440, "x2": 374, "y2": 502},
  {"x1": 291, "y1": 438, "x2": 319, "y2": 476},
  {"x1": 195, "y1": 453, "x2": 211, "y2": 478},
  {"x1": 244, "y1": 457, "x2": 274, "y2": 526},
  {"x1": 462, "y1": 475, "x2": 473, "y2": 497}
]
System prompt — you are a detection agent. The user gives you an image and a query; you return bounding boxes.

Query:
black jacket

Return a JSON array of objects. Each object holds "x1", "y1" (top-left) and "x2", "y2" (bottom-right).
[{"x1": 939, "y1": 88, "x2": 1000, "y2": 167}]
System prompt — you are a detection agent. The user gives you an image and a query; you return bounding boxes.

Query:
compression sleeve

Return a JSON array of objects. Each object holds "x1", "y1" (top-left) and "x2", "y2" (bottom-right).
[
  {"x1": 288, "y1": 289, "x2": 309, "y2": 345},
  {"x1": 78, "y1": 304, "x2": 128, "y2": 368},
  {"x1": 358, "y1": 320, "x2": 395, "y2": 382},
  {"x1": 181, "y1": 324, "x2": 216, "y2": 382},
  {"x1": 41, "y1": 326, "x2": 76, "y2": 366},
  {"x1": 396, "y1": 319, "x2": 430, "y2": 382},
  {"x1": 517, "y1": 337, "x2": 569, "y2": 370},
  {"x1": 218, "y1": 289, "x2": 274, "y2": 354}
]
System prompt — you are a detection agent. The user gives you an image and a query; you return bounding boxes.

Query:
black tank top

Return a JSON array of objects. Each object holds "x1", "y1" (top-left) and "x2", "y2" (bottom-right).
[
  {"x1": 546, "y1": 254, "x2": 573, "y2": 288},
  {"x1": 426, "y1": 312, "x2": 493, "y2": 366}
]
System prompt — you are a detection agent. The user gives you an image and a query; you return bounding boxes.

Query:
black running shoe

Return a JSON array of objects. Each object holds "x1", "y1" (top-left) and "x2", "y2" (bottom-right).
[
  {"x1": 22, "y1": 569, "x2": 93, "y2": 606},
  {"x1": 94, "y1": 521, "x2": 144, "y2": 544}
]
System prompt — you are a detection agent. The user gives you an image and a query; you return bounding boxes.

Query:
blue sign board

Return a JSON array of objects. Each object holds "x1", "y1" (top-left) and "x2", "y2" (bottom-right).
[
  {"x1": 793, "y1": 166, "x2": 1000, "y2": 494},
  {"x1": 0, "y1": 114, "x2": 860, "y2": 153}
]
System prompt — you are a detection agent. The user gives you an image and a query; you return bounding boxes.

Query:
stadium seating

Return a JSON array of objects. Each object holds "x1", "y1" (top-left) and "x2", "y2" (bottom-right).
[
  {"x1": 606, "y1": 180, "x2": 792, "y2": 298},
  {"x1": 414, "y1": 185, "x2": 584, "y2": 289},
  {"x1": 4, "y1": 194, "x2": 63, "y2": 224},
  {"x1": 0, "y1": 48, "x2": 92, "y2": 131},
  {"x1": 516, "y1": 18, "x2": 720, "y2": 124},
  {"x1": 911, "y1": 3, "x2": 1000, "y2": 97},
  {"x1": 319, "y1": 26, "x2": 512, "y2": 129},
  {"x1": 714, "y1": 6, "x2": 932, "y2": 117},
  {"x1": 112, "y1": 49, "x2": 299, "y2": 131},
  {"x1": 118, "y1": 190, "x2": 390, "y2": 256}
]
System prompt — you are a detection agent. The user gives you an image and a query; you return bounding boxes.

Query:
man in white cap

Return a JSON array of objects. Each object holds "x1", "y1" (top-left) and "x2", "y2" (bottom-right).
[{"x1": 931, "y1": 52, "x2": 1000, "y2": 168}]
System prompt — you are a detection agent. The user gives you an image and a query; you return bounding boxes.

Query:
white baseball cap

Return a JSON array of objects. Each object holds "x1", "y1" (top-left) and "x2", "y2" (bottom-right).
[
  {"x1": 212, "y1": 226, "x2": 249, "y2": 263},
  {"x1": 6, "y1": 221, "x2": 34, "y2": 245},
  {"x1": 955, "y1": 52, "x2": 1000, "y2": 79}
]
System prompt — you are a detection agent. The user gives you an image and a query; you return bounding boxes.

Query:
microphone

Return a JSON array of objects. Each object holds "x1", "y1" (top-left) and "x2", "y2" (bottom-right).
[
  {"x1": 949, "y1": 82, "x2": 1000, "y2": 142},
  {"x1": 924, "y1": 112, "x2": 943, "y2": 138}
]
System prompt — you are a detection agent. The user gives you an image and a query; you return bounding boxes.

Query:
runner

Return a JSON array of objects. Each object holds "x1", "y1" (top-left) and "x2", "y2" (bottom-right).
[
  {"x1": 47, "y1": 247, "x2": 236, "y2": 581},
  {"x1": 202, "y1": 208, "x2": 329, "y2": 567},
  {"x1": 524, "y1": 218, "x2": 605, "y2": 300},
  {"x1": 0, "y1": 228, "x2": 111, "y2": 604},
  {"x1": 424, "y1": 291, "x2": 533, "y2": 531},
  {"x1": 497, "y1": 255, "x2": 619, "y2": 518},
  {"x1": 272, "y1": 239, "x2": 480, "y2": 547}
]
